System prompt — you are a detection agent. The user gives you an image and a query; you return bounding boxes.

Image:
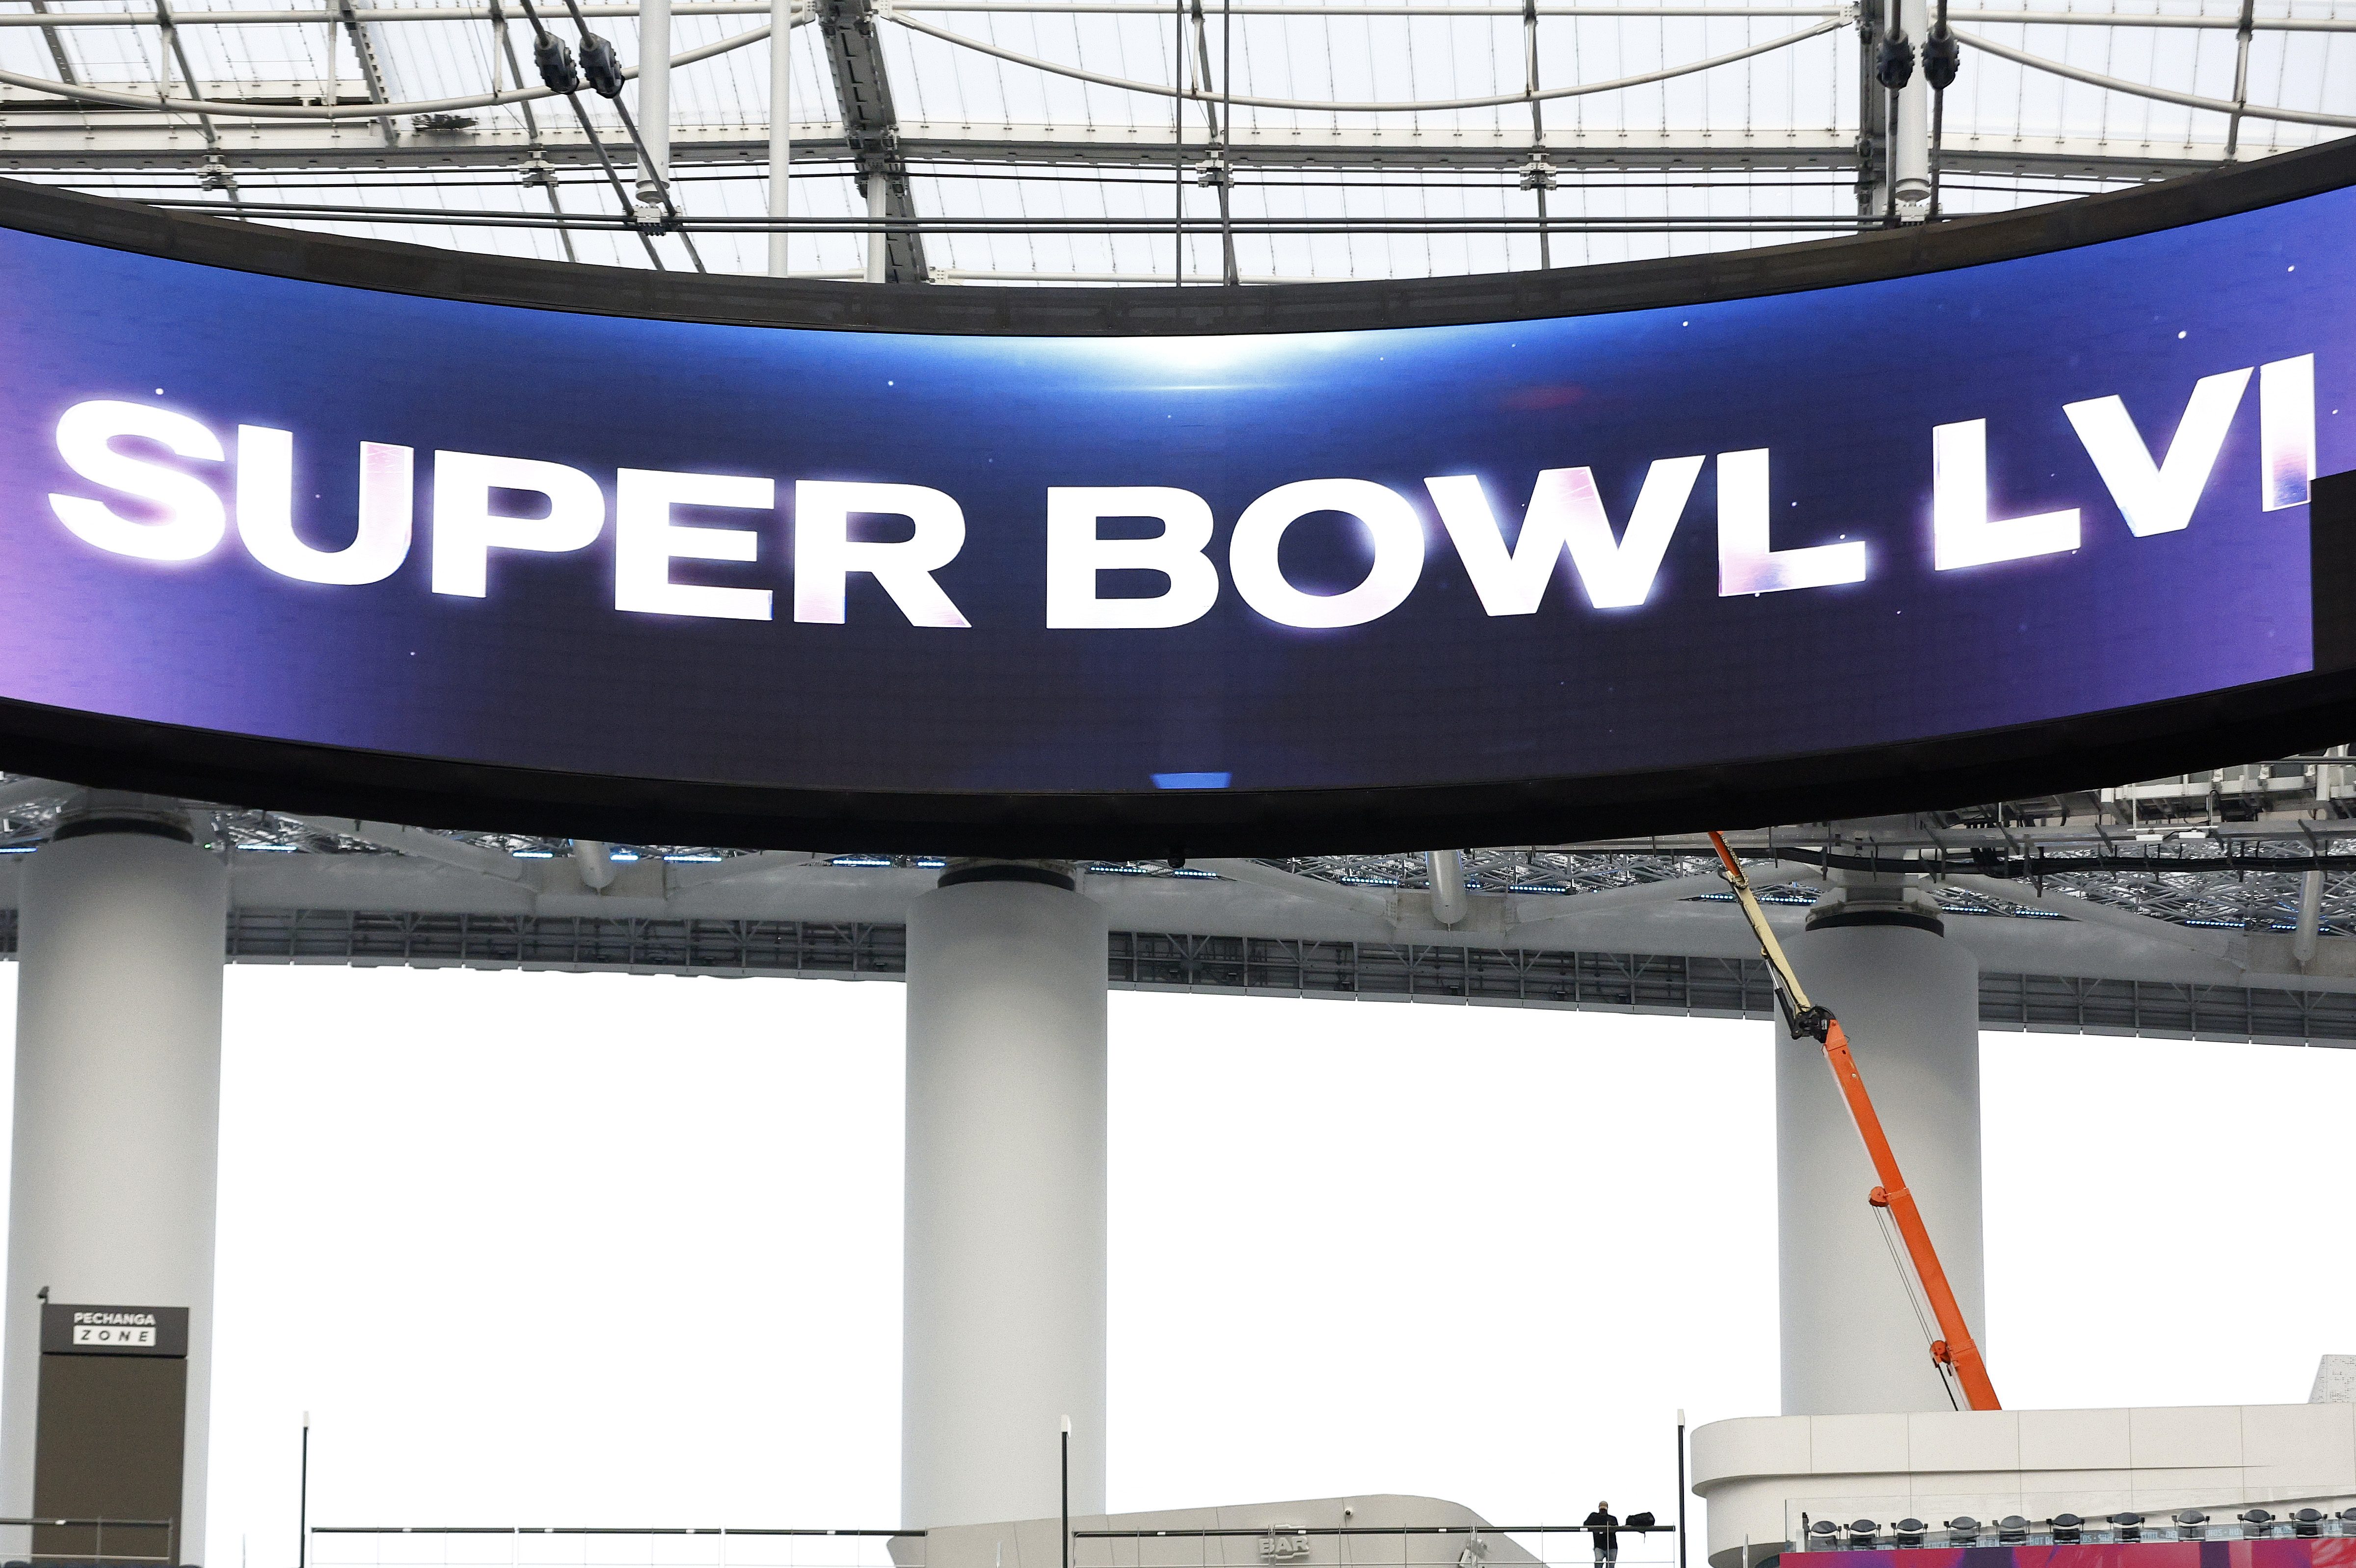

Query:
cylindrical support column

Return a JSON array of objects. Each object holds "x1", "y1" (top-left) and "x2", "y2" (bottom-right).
[
  {"x1": 1, "y1": 810, "x2": 227, "y2": 1563},
  {"x1": 766, "y1": 0, "x2": 792, "y2": 278},
  {"x1": 1891, "y1": 0, "x2": 1931, "y2": 211},
  {"x1": 636, "y1": 0, "x2": 672, "y2": 204},
  {"x1": 1425, "y1": 850, "x2": 1468, "y2": 927},
  {"x1": 864, "y1": 174, "x2": 889, "y2": 285},
  {"x1": 902, "y1": 864, "x2": 1107, "y2": 1530},
  {"x1": 1776, "y1": 881, "x2": 1983, "y2": 1416}
]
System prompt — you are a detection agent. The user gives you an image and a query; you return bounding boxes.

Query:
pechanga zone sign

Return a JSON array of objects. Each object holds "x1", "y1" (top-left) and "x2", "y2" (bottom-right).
[
  {"x1": 0, "y1": 156, "x2": 2352, "y2": 854},
  {"x1": 40, "y1": 1304, "x2": 189, "y2": 1357}
]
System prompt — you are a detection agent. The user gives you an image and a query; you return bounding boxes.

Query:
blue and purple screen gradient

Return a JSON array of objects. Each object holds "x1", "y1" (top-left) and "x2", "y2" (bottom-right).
[{"x1": 0, "y1": 190, "x2": 2340, "y2": 796}]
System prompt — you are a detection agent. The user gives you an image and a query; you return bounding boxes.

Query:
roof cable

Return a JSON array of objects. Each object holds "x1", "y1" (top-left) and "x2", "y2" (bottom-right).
[
  {"x1": 1922, "y1": 0, "x2": 1958, "y2": 218},
  {"x1": 514, "y1": 0, "x2": 669, "y2": 267},
  {"x1": 557, "y1": 0, "x2": 708, "y2": 271},
  {"x1": 487, "y1": 0, "x2": 577, "y2": 261},
  {"x1": 1872, "y1": 0, "x2": 1912, "y2": 227}
]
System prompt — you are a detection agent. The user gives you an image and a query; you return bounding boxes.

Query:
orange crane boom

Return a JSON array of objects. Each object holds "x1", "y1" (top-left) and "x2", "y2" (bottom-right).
[{"x1": 1707, "y1": 831, "x2": 2001, "y2": 1413}]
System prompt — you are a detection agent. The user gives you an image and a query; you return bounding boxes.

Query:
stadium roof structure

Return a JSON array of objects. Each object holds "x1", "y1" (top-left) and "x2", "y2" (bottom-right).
[
  {"x1": 0, "y1": 0, "x2": 2348, "y2": 282},
  {"x1": 3, "y1": 0, "x2": 2353, "y2": 1038},
  {"x1": 3, "y1": 758, "x2": 2356, "y2": 1045}
]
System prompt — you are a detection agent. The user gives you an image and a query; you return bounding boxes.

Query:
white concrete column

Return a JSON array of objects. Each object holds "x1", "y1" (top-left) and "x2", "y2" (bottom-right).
[
  {"x1": 1776, "y1": 877, "x2": 1984, "y2": 1416},
  {"x1": 1, "y1": 805, "x2": 227, "y2": 1562},
  {"x1": 902, "y1": 863, "x2": 1107, "y2": 1530}
]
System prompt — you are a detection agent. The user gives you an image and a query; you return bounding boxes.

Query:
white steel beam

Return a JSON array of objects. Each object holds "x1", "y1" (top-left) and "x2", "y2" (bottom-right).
[
  {"x1": 277, "y1": 815, "x2": 534, "y2": 883},
  {"x1": 0, "y1": 779, "x2": 69, "y2": 819},
  {"x1": 1193, "y1": 858, "x2": 1399, "y2": 922},
  {"x1": 0, "y1": 3, "x2": 2345, "y2": 23},
  {"x1": 0, "y1": 120, "x2": 2225, "y2": 179},
  {"x1": 1942, "y1": 872, "x2": 2236, "y2": 961}
]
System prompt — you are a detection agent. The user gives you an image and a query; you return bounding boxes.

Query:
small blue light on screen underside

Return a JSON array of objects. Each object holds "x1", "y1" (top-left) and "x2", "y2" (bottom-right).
[
  {"x1": 511, "y1": 850, "x2": 554, "y2": 858},
  {"x1": 1152, "y1": 772, "x2": 1232, "y2": 790}
]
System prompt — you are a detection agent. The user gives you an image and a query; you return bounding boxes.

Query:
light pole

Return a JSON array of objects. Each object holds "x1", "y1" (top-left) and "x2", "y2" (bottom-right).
[
  {"x1": 298, "y1": 1413, "x2": 310, "y2": 1568},
  {"x1": 1675, "y1": 1411, "x2": 1687, "y2": 1568}
]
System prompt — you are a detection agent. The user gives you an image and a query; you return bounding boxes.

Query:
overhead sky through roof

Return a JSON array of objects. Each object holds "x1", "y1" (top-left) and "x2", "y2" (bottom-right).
[{"x1": 0, "y1": 0, "x2": 2343, "y2": 280}]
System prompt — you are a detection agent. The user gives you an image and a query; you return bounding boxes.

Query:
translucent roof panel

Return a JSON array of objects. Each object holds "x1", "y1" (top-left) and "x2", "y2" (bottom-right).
[{"x1": 0, "y1": 0, "x2": 2345, "y2": 282}]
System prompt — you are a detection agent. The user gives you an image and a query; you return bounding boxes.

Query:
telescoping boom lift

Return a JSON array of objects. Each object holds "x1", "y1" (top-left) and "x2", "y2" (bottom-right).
[{"x1": 1707, "y1": 831, "x2": 2002, "y2": 1413}]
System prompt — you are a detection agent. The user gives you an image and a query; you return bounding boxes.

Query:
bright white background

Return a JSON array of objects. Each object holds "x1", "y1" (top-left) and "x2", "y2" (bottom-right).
[{"x1": 0, "y1": 965, "x2": 2349, "y2": 1568}]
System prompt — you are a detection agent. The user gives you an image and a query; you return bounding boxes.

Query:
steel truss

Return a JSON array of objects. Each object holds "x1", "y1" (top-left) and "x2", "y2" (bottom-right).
[
  {"x1": 0, "y1": 755, "x2": 2347, "y2": 1041},
  {"x1": 0, "y1": 0, "x2": 2335, "y2": 270},
  {"x1": 0, "y1": 119, "x2": 2216, "y2": 183},
  {"x1": 140, "y1": 751, "x2": 2356, "y2": 942},
  {"x1": 0, "y1": 907, "x2": 2310, "y2": 1046}
]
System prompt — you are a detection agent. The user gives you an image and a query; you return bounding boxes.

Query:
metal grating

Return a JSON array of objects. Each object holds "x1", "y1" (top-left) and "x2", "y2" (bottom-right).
[{"x1": 0, "y1": 906, "x2": 2295, "y2": 1045}]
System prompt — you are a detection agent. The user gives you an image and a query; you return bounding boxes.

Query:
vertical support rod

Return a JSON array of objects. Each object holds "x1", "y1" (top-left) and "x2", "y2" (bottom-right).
[
  {"x1": 865, "y1": 173, "x2": 888, "y2": 284},
  {"x1": 636, "y1": 0, "x2": 671, "y2": 204},
  {"x1": 1926, "y1": 0, "x2": 1947, "y2": 220},
  {"x1": 297, "y1": 1414, "x2": 309, "y2": 1568},
  {"x1": 1218, "y1": 0, "x2": 1236, "y2": 285},
  {"x1": 1524, "y1": 0, "x2": 1548, "y2": 269},
  {"x1": 488, "y1": 0, "x2": 578, "y2": 263},
  {"x1": 2225, "y1": 0, "x2": 2255, "y2": 162},
  {"x1": 1061, "y1": 1418, "x2": 1071, "y2": 1568},
  {"x1": 2296, "y1": 868, "x2": 2325, "y2": 965},
  {"x1": 1855, "y1": 0, "x2": 1885, "y2": 219},
  {"x1": 1674, "y1": 1410, "x2": 1687, "y2": 1568},
  {"x1": 1171, "y1": 0, "x2": 1184, "y2": 284},
  {"x1": 1890, "y1": 0, "x2": 1928, "y2": 218},
  {"x1": 768, "y1": 0, "x2": 793, "y2": 276},
  {"x1": 1184, "y1": 0, "x2": 1231, "y2": 287}
]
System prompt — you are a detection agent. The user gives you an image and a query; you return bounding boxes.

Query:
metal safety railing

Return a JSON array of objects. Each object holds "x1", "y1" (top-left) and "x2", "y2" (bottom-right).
[
  {"x1": 307, "y1": 1527, "x2": 921, "y2": 1568},
  {"x1": 1791, "y1": 1504, "x2": 2356, "y2": 1550},
  {"x1": 306, "y1": 1524, "x2": 1679, "y2": 1568},
  {"x1": 1069, "y1": 1523, "x2": 1678, "y2": 1568},
  {"x1": 0, "y1": 1515, "x2": 177, "y2": 1566}
]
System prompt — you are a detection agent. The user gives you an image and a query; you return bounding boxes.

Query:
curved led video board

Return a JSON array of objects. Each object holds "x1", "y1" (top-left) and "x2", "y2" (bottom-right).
[{"x1": 0, "y1": 147, "x2": 2353, "y2": 855}]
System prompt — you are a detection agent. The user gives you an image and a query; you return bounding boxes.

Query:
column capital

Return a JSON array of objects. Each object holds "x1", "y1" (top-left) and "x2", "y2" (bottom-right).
[
  {"x1": 1805, "y1": 868, "x2": 1947, "y2": 935},
  {"x1": 936, "y1": 859, "x2": 1078, "y2": 893},
  {"x1": 47, "y1": 792, "x2": 204, "y2": 847}
]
